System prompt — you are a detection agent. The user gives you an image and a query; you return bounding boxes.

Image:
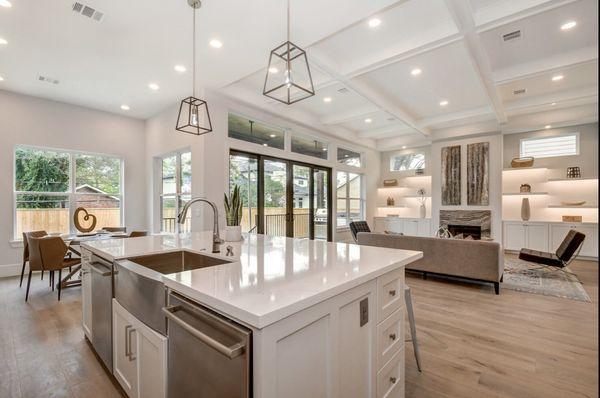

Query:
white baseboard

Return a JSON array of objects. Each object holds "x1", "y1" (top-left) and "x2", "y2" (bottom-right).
[{"x1": 0, "y1": 263, "x2": 24, "y2": 278}]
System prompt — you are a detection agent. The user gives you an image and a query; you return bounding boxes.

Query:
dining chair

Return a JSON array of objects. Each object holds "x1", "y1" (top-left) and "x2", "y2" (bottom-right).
[
  {"x1": 102, "y1": 226, "x2": 126, "y2": 233},
  {"x1": 128, "y1": 231, "x2": 148, "y2": 238},
  {"x1": 21, "y1": 231, "x2": 47, "y2": 287},
  {"x1": 26, "y1": 236, "x2": 81, "y2": 301}
]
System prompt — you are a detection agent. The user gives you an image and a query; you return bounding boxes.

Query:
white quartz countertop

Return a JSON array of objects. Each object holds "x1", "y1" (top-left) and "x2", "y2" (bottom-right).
[{"x1": 82, "y1": 232, "x2": 422, "y2": 329}]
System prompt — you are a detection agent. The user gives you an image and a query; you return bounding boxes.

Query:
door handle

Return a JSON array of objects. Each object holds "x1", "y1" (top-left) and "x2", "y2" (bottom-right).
[
  {"x1": 89, "y1": 262, "x2": 112, "y2": 277},
  {"x1": 125, "y1": 325, "x2": 136, "y2": 361}
]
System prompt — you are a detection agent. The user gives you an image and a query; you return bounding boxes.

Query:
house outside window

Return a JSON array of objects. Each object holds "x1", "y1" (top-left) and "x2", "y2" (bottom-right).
[{"x1": 159, "y1": 150, "x2": 192, "y2": 233}]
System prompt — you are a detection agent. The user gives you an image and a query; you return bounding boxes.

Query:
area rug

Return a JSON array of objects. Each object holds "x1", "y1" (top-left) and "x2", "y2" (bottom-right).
[{"x1": 503, "y1": 258, "x2": 591, "y2": 302}]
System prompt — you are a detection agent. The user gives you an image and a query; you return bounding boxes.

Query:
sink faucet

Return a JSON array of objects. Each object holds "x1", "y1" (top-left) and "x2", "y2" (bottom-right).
[{"x1": 177, "y1": 197, "x2": 224, "y2": 253}]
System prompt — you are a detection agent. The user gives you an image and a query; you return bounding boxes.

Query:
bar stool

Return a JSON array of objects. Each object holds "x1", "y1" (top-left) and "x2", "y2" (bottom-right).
[{"x1": 405, "y1": 285, "x2": 422, "y2": 372}]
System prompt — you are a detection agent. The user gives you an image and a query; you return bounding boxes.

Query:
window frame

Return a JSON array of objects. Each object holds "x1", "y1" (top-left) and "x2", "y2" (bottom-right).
[
  {"x1": 158, "y1": 149, "x2": 192, "y2": 234},
  {"x1": 13, "y1": 145, "x2": 124, "y2": 240},
  {"x1": 519, "y1": 132, "x2": 580, "y2": 159},
  {"x1": 389, "y1": 152, "x2": 426, "y2": 172},
  {"x1": 336, "y1": 171, "x2": 364, "y2": 230}
]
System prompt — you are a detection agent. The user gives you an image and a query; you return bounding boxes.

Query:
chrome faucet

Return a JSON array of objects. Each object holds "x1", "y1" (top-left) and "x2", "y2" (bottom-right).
[{"x1": 177, "y1": 197, "x2": 224, "y2": 253}]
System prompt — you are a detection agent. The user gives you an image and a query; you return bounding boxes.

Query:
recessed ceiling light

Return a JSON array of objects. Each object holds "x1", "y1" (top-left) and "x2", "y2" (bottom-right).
[
  {"x1": 368, "y1": 18, "x2": 381, "y2": 28},
  {"x1": 364, "y1": 118, "x2": 372, "y2": 123},
  {"x1": 174, "y1": 65, "x2": 186, "y2": 73},
  {"x1": 269, "y1": 134, "x2": 276, "y2": 138},
  {"x1": 0, "y1": 38, "x2": 7, "y2": 45},
  {"x1": 148, "y1": 82, "x2": 159, "y2": 91},
  {"x1": 410, "y1": 68, "x2": 422, "y2": 76},
  {"x1": 322, "y1": 148, "x2": 328, "y2": 151},
  {"x1": 551, "y1": 102, "x2": 557, "y2": 106},
  {"x1": 263, "y1": 143, "x2": 268, "y2": 147},
  {"x1": 323, "y1": 97, "x2": 332, "y2": 103},
  {"x1": 120, "y1": 104, "x2": 130, "y2": 111},
  {"x1": 561, "y1": 21, "x2": 577, "y2": 31},
  {"x1": 209, "y1": 39, "x2": 223, "y2": 48},
  {"x1": 0, "y1": 0, "x2": 12, "y2": 8},
  {"x1": 545, "y1": 125, "x2": 551, "y2": 129},
  {"x1": 552, "y1": 74, "x2": 564, "y2": 82},
  {"x1": 0, "y1": 75, "x2": 4, "y2": 81},
  {"x1": 268, "y1": 67, "x2": 278, "y2": 74},
  {"x1": 402, "y1": 146, "x2": 407, "y2": 149},
  {"x1": 439, "y1": 100, "x2": 449, "y2": 106}
]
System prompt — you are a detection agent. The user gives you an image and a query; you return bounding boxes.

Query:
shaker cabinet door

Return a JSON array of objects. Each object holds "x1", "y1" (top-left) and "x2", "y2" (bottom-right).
[
  {"x1": 81, "y1": 262, "x2": 93, "y2": 340},
  {"x1": 113, "y1": 300, "x2": 139, "y2": 398}
]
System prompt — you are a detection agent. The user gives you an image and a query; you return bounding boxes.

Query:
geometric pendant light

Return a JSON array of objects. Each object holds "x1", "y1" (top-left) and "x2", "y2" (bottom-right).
[
  {"x1": 262, "y1": 0, "x2": 315, "y2": 105},
  {"x1": 176, "y1": 0, "x2": 213, "y2": 135}
]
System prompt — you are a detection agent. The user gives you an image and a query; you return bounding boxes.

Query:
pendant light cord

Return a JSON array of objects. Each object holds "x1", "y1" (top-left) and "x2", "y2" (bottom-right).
[
  {"x1": 192, "y1": 7, "x2": 196, "y2": 98},
  {"x1": 287, "y1": 0, "x2": 290, "y2": 43}
]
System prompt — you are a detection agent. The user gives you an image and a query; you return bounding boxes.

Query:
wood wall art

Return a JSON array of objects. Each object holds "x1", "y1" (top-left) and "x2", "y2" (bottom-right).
[
  {"x1": 467, "y1": 142, "x2": 490, "y2": 206},
  {"x1": 441, "y1": 145, "x2": 461, "y2": 205},
  {"x1": 74, "y1": 207, "x2": 97, "y2": 233}
]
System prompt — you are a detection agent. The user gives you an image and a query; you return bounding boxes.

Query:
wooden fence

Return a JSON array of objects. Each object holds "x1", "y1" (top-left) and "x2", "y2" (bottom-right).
[{"x1": 16, "y1": 208, "x2": 120, "y2": 236}]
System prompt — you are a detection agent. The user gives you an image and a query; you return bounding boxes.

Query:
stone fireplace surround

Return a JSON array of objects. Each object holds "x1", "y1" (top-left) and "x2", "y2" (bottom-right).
[{"x1": 439, "y1": 210, "x2": 491, "y2": 239}]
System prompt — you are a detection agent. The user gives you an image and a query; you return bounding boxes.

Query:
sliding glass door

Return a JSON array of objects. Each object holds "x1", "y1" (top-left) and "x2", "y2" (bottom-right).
[{"x1": 229, "y1": 150, "x2": 332, "y2": 241}]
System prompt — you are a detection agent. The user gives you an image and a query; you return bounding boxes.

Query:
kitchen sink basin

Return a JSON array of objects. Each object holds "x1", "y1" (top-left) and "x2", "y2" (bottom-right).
[{"x1": 127, "y1": 250, "x2": 231, "y2": 275}]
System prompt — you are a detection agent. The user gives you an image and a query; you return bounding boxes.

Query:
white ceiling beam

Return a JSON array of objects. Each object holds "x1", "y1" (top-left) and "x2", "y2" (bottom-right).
[
  {"x1": 444, "y1": 0, "x2": 508, "y2": 124},
  {"x1": 504, "y1": 86, "x2": 598, "y2": 114},
  {"x1": 357, "y1": 125, "x2": 414, "y2": 139},
  {"x1": 417, "y1": 106, "x2": 495, "y2": 128}
]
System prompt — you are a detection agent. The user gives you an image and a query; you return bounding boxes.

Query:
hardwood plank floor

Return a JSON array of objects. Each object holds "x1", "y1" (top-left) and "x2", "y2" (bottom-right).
[{"x1": 0, "y1": 255, "x2": 597, "y2": 398}]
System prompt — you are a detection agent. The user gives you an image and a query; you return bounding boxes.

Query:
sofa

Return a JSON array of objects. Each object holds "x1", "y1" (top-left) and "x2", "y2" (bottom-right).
[{"x1": 357, "y1": 233, "x2": 504, "y2": 294}]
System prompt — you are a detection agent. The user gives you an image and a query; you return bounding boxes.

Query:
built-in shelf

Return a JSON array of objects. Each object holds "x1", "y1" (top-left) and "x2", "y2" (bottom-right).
[
  {"x1": 503, "y1": 192, "x2": 548, "y2": 196},
  {"x1": 502, "y1": 167, "x2": 548, "y2": 172},
  {"x1": 403, "y1": 195, "x2": 432, "y2": 198},
  {"x1": 377, "y1": 205, "x2": 406, "y2": 208},
  {"x1": 377, "y1": 186, "x2": 408, "y2": 189},
  {"x1": 548, "y1": 205, "x2": 598, "y2": 209},
  {"x1": 547, "y1": 177, "x2": 598, "y2": 182},
  {"x1": 404, "y1": 175, "x2": 431, "y2": 179}
]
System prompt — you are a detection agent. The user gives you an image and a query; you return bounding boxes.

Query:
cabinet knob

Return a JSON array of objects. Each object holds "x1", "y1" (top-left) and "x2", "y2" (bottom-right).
[
  {"x1": 388, "y1": 289, "x2": 396, "y2": 297},
  {"x1": 390, "y1": 377, "x2": 397, "y2": 384},
  {"x1": 389, "y1": 333, "x2": 396, "y2": 341}
]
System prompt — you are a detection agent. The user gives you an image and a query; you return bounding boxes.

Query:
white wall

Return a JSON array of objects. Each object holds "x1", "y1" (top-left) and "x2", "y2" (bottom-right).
[
  {"x1": 431, "y1": 133, "x2": 503, "y2": 240},
  {"x1": 144, "y1": 90, "x2": 381, "y2": 242},
  {"x1": 0, "y1": 90, "x2": 147, "y2": 276}
]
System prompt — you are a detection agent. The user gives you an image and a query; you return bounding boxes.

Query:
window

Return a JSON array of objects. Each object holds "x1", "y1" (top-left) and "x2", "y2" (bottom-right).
[
  {"x1": 228, "y1": 113, "x2": 285, "y2": 149},
  {"x1": 229, "y1": 152, "x2": 258, "y2": 233},
  {"x1": 520, "y1": 133, "x2": 579, "y2": 159},
  {"x1": 159, "y1": 150, "x2": 191, "y2": 233},
  {"x1": 390, "y1": 152, "x2": 425, "y2": 171},
  {"x1": 14, "y1": 146, "x2": 123, "y2": 239},
  {"x1": 291, "y1": 133, "x2": 328, "y2": 159},
  {"x1": 337, "y1": 147, "x2": 362, "y2": 167},
  {"x1": 336, "y1": 171, "x2": 364, "y2": 228}
]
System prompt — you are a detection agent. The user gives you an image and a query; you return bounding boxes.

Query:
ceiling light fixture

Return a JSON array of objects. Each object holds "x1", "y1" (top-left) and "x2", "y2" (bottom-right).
[
  {"x1": 551, "y1": 102, "x2": 557, "y2": 106},
  {"x1": 561, "y1": 21, "x2": 577, "y2": 31},
  {"x1": 209, "y1": 39, "x2": 223, "y2": 48},
  {"x1": 364, "y1": 118, "x2": 372, "y2": 123},
  {"x1": 263, "y1": 143, "x2": 268, "y2": 147},
  {"x1": 268, "y1": 67, "x2": 279, "y2": 74},
  {"x1": 323, "y1": 97, "x2": 332, "y2": 103},
  {"x1": 269, "y1": 134, "x2": 276, "y2": 138},
  {"x1": 0, "y1": 75, "x2": 4, "y2": 81},
  {"x1": 176, "y1": 0, "x2": 213, "y2": 135},
  {"x1": 263, "y1": 0, "x2": 315, "y2": 105},
  {"x1": 0, "y1": 37, "x2": 7, "y2": 45},
  {"x1": 368, "y1": 18, "x2": 381, "y2": 28},
  {"x1": 402, "y1": 146, "x2": 407, "y2": 149},
  {"x1": 552, "y1": 74, "x2": 564, "y2": 82},
  {"x1": 121, "y1": 104, "x2": 130, "y2": 111},
  {"x1": 0, "y1": 0, "x2": 11, "y2": 8},
  {"x1": 174, "y1": 65, "x2": 187, "y2": 73},
  {"x1": 148, "y1": 83, "x2": 159, "y2": 91},
  {"x1": 439, "y1": 100, "x2": 449, "y2": 106},
  {"x1": 410, "y1": 68, "x2": 421, "y2": 76},
  {"x1": 322, "y1": 148, "x2": 327, "y2": 151},
  {"x1": 545, "y1": 125, "x2": 551, "y2": 129}
]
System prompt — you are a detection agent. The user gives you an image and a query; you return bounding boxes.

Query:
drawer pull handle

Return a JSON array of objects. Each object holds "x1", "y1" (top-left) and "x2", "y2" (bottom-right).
[
  {"x1": 390, "y1": 376, "x2": 397, "y2": 384},
  {"x1": 388, "y1": 289, "x2": 396, "y2": 297},
  {"x1": 389, "y1": 333, "x2": 396, "y2": 341}
]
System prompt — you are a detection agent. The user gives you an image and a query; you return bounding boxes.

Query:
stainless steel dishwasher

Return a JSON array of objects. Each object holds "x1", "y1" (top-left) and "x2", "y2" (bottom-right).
[
  {"x1": 163, "y1": 291, "x2": 252, "y2": 398},
  {"x1": 89, "y1": 254, "x2": 115, "y2": 372}
]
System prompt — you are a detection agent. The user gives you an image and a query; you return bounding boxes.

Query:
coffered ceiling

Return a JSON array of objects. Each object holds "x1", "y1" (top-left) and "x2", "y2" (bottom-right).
[{"x1": 0, "y1": 0, "x2": 597, "y2": 150}]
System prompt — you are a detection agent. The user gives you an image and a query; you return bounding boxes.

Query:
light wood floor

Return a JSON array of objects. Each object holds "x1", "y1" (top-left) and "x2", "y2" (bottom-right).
[{"x1": 0, "y1": 257, "x2": 597, "y2": 398}]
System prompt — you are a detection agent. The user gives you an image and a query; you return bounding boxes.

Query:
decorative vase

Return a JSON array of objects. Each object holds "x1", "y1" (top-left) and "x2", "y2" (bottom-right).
[
  {"x1": 387, "y1": 196, "x2": 395, "y2": 206},
  {"x1": 521, "y1": 198, "x2": 531, "y2": 221},
  {"x1": 225, "y1": 225, "x2": 242, "y2": 242},
  {"x1": 419, "y1": 203, "x2": 426, "y2": 218}
]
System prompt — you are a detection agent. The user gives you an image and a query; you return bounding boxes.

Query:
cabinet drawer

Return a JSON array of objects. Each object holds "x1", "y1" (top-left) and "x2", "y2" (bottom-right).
[
  {"x1": 377, "y1": 308, "x2": 404, "y2": 370},
  {"x1": 377, "y1": 268, "x2": 405, "y2": 322},
  {"x1": 377, "y1": 347, "x2": 404, "y2": 398}
]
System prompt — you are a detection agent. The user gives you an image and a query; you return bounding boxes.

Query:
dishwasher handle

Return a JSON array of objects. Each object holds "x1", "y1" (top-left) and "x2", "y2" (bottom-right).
[
  {"x1": 89, "y1": 261, "x2": 113, "y2": 277},
  {"x1": 162, "y1": 305, "x2": 246, "y2": 359}
]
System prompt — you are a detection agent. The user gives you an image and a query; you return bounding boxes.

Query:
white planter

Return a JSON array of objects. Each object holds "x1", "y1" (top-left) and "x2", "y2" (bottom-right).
[{"x1": 225, "y1": 225, "x2": 243, "y2": 242}]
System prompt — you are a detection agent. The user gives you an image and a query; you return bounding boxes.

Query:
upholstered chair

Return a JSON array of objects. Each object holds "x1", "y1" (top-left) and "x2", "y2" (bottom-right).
[
  {"x1": 21, "y1": 230, "x2": 47, "y2": 287},
  {"x1": 103, "y1": 226, "x2": 127, "y2": 233},
  {"x1": 128, "y1": 231, "x2": 148, "y2": 238}
]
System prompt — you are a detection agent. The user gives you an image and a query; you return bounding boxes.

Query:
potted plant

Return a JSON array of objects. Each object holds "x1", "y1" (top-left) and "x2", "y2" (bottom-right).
[{"x1": 224, "y1": 185, "x2": 244, "y2": 241}]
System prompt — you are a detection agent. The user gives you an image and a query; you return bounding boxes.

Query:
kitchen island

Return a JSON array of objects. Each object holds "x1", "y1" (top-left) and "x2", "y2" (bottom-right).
[{"x1": 81, "y1": 232, "x2": 422, "y2": 398}]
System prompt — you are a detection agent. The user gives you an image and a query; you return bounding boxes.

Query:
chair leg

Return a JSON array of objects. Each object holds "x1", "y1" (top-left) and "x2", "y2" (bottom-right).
[
  {"x1": 494, "y1": 282, "x2": 500, "y2": 295},
  {"x1": 500, "y1": 274, "x2": 504, "y2": 283},
  {"x1": 25, "y1": 270, "x2": 32, "y2": 302},
  {"x1": 57, "y1": 269, "x2": 62, "y2": 301},
  {"x1": 51, "y1": 271, "x2": 54, "y2": 291},
  {"x1": 19, "y1": 261, "x2": 26, "y2": 287},
  {"x1": 41, "y1": 270, "x2": 44, "y2": 280},
  {"x1": 405, "y1": 287, "x2": 422, "y2": 372}
]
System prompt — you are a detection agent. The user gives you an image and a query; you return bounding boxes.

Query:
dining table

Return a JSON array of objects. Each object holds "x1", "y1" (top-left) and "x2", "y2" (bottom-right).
[{"x1": 59, "y1": 232, "x2": 128, "y2": 289}]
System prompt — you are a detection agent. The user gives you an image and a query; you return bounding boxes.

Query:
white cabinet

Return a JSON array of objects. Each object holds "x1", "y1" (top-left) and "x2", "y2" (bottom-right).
[
  {"x1": 113, "y1": 299, "x2": 167, "y2": 398},
  {"x1": 402, "y1": 220, "x2": 418, "y2": 236},
  {"x1": 526, "y1": 223, "x2": 549, "y2": 252},
  {"x1": 503, "y1": 223, "x2": 526, "y2": 251},
  {"x1": 81, "y1": 249, "x2": 93, "y2": 340},
  {"x1": 373, "y1": 218, "x2": 431, "y2": 237},
  {"x1": 550, "y1": 224, "x2": 598, "y2": 258}
]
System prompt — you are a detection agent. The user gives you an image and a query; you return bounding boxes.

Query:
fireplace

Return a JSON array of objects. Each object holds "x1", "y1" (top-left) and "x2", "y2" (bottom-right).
[{"x1": 448, "y1": 224, "x2": 482, "y2": 240}]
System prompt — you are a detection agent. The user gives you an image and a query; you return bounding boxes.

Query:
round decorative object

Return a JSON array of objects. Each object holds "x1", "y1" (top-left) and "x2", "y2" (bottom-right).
[
  {"x1": 521, "y1": 198, "x2": 531, "y2": 221},
  {"x1": 74, "y1": 207, "x2": 97, "y2": 233},
  {"x1": 511, "y1": 157, "x2": 534, "y2": 168},
  {"x1": 520, "y1": 184, "x2": 531, "y2": 193},
  {"x1": 435, "y1": 227, "x2": 453, "y2": 239}
]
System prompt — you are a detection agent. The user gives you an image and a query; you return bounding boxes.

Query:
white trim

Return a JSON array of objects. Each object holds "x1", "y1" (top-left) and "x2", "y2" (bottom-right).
[
  {"x1": 0, "y1": 263, "x2": 24, "y2": 278},
  {"x1": 519, "y1": 131, "x2": 580, "y2": 159}
]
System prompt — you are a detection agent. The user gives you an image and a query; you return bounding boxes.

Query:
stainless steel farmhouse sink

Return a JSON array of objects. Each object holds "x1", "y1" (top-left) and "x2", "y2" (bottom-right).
[{"x1": 127, "y1": 250, "x2": 232, "y2": 275}]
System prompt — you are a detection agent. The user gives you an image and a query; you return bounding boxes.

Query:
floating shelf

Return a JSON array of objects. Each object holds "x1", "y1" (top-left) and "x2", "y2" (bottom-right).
[
  {"x1": 548, "y1": 205, "x2": 598, "y2": 209},
  {"x1": 377, "y1": 186, "x2": 408, "y2": 189},
  {"x1": 502, "y1": 167, "x2": 548, "y2": 172},
  {"x1": 547, "y1": 177, "x2": 598, "y2": 182},
  {"x1": 404, "y1": 175, "x2": 431, "y2": 179},
  {"x1": 403, "y1": 195, "x2": 432, "y2": 198},
  {"x1": 377, "y1": 205, "x2": 406, "y2": 208},
  {"x1": 503, "y1": 192, "x2": 548, "y2": 196}
]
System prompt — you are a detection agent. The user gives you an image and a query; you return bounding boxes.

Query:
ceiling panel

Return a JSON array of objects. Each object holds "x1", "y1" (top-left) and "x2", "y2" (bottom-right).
[
  {"x1": 479, "y1": 0, "x2": 598, "y2": 72},
  {"x1": 499, "y1": 61, "x2": 598, "y2": 104},
  {"x1": 290, "y1": 82, "x2": 376, "y2": 119},
  {"x1": 353, "y1": 41, "x2": 490, "y2": 119},
  {"x1": 338, "y1": 110, "x2": 405, "y2": 133}
]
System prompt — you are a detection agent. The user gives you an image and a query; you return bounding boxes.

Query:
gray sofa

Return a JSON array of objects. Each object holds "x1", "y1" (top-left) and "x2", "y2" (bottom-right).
[{"x1": 357, "y1": 233, "x2": 504, "y2": 294}]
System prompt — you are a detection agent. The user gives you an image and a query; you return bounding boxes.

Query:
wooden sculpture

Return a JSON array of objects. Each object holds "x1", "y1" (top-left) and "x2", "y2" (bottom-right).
[{"x1": 74, "y1": 207, "x2": 97, "y2": 233}]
